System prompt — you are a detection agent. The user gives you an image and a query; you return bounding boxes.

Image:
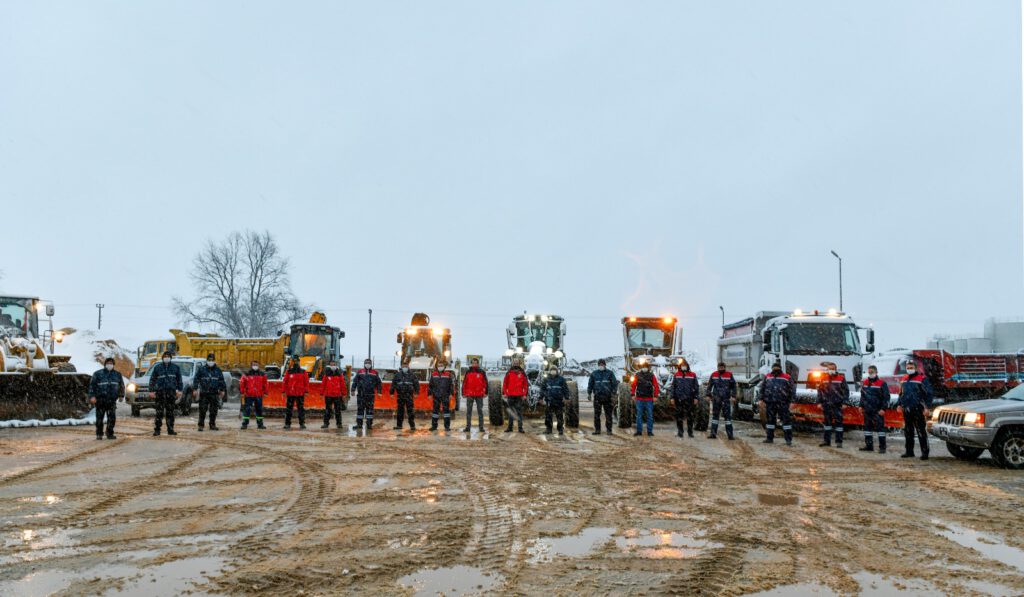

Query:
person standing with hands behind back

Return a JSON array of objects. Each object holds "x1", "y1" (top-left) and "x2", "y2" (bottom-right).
[
  {"x1": 149, "y1": 351, "x2": 182, "y2": 436},
  {"x1": 89, "y1": 357, "x2": 124, "y2": 440},
  {"x1": 899, "y1": 360, "x2": 934, "y2": 460}
]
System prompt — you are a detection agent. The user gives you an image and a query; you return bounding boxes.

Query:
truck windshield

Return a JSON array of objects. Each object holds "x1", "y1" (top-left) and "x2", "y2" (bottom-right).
[
  {"x1": 783, "y1": 324, "x2": 859, "y2": 355},
  {"x1": 146, "y1": 362, "x2": 194, "y2": 377},
  {"x1": 403, "y1": 330, "x2": 448, "y2": 360},
  {"x1": 290, "y1": 329, "x2": 333, "y2": 358},
  {"x1": 513, "y1": 321, "x2": 561, "y2": 350},
  {"x1": 626, "y1": 327, "x2": 672, "y2": 351},
  {"x1": 0, "y1": 297, "x2": 38, "y2": 338}
]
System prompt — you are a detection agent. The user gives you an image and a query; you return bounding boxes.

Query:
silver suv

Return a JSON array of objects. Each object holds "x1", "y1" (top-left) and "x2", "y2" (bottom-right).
[{"x1": 927, "y1": 384, "x2": 1024, "y2": 469}]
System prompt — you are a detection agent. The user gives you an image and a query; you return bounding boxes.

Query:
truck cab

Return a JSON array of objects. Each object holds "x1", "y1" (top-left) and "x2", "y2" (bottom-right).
[
  {"x1": 136, "y1": 339, "x2": 179, "y2": 376},
  {"x1": 720, "y1": 309, "x2": 875, "y2": 414}
]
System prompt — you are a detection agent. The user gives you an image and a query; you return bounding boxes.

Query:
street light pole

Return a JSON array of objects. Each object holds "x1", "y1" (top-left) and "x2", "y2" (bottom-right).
[
  {"x1": 367, "y1": 309, "x2": 373, "y2": 362},
  {"x1": 719, "y1": 305, "x2": 725, "y2": 328},
  {"x1": 830, "y1": 250, "x2": 843, "y2": 311}
]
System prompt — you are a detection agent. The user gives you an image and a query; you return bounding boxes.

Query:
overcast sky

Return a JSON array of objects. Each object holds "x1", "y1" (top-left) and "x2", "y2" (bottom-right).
[{"x1": 2, "y1": 0, "x2": 1021, "y2": 364}]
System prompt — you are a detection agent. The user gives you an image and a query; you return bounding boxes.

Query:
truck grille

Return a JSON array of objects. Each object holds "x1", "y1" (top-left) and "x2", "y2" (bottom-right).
[{"x1": 937, "y1": 411, "x2": 965, "y2": 427}]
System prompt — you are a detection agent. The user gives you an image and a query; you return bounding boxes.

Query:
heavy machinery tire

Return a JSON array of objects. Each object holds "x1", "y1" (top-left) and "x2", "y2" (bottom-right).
[
  {"x1": 56, "y1": 362, "x2": 78, "y2": 373},
  {"x1": 566, "y1": 381, "x2": 580, "y2": 428},
  {"x1": 991, "y1": 429, "x2": 1024, "y2": 470},
  {"x1": 131, "y1": 406, "x2": 141, "y2": 417},
  {"x1": 487, "y1": 380, "x2": 504, "y2": 426},
  {"x1": 616, "y1": 385, "x2": 634, "y2": 429},
  {"x1": 946, "y1": 442, "x2": 984, "y2": 461}
]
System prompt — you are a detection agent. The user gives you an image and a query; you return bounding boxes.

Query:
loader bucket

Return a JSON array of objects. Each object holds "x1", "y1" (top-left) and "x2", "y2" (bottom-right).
[{"x1": 0, "y1": 372, "x2": 92, "y2": 421}]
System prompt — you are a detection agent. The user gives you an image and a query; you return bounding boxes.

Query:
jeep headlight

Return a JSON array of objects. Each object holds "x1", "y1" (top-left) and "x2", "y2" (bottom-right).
[
  {"x1": 963, "y1": 412, "x2": 985, "y2": 427},
  {"x1": 127, "y1": 383, "x2": 136, "y2": 393},
  {"x1": 931, "y1": 408, "x2": 941, "y2": 421}
]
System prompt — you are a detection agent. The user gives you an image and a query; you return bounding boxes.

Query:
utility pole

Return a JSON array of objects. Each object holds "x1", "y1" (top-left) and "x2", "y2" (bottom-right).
[
  {"x1": 367, "y1": 308, "x2": 373, "y2": 361},
  {"x1": 95, "y1": 304, "x2": 105, "y2": 330},
  {"x1": 830, "y1": 250, "x2": 843, "y2": 311}
]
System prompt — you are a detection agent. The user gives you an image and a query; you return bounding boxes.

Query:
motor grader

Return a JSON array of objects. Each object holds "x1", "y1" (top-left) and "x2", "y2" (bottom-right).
[
  {"x1": 487, "y1": 313, "x2": 580, "y2": 428},
  {"x1": 0, "y1": 295, "x2": 91, "y2": 420},
  {"x1": 615, "y1": 316, "x2": 708, "y2": 430},
  {"x1": 378, "y1": 313, "x2": 458, "y2": 414}
]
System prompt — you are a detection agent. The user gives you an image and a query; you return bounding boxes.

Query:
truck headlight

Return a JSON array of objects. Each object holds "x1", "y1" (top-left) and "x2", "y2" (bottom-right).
[
  {"x1": 963, "y1": 412, "x2": 985, "y2": 427},
  {"x1": 554, "y1": 351, "x2": 563, "y2": 358},
  {"x1": 127, "y1": 383, "x2": 136, "y2": 392}
]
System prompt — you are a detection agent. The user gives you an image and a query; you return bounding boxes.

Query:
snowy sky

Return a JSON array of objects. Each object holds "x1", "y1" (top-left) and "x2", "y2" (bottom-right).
[{"x1": 2, "y1": 0, "x2": 1022, "y2": 364}]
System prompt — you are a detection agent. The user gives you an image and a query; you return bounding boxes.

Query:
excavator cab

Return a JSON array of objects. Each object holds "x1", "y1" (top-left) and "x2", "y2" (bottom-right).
[{"x1": 286, "y1": 323, "x2": 342, "y2": 380}]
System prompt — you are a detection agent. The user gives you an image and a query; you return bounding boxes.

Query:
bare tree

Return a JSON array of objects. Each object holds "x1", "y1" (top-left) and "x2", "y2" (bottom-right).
[{"x1": 173, "y1": 230, "x2": 313, "y2": 337}]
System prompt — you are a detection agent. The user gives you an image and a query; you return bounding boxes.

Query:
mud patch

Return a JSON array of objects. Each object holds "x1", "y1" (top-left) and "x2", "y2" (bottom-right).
[
  {"x1": 757, "y1": 493, "x2": 799, "y2": 506},
  {"x1": 397, "y1": 564, "x2": 503, "y2": 596}
]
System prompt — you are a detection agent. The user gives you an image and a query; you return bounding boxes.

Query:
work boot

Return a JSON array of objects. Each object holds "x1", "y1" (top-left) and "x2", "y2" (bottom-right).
[
  {"x1": 504, "y1": 424, "x2": 513, "y2": 433},
  {"x1": 106, "y1": 434, "x2": 116, "y2": 440},
  {"x1": 462, "y1": 426, "x2": 471, "y2": 432},
  {"x1": 322, "y1": 423, "x2": 330, "y2": 429},
  {"x1": 96, "y1": 435, "x2": 104, "y2": 440},
  {"x1": 879, "y1": 437, "x2": 887, "y2": 453},
  {"x1": 593, "y1": 430, "x2": 602, "y2": 435},
  {"x1": 518, "y1": 426, "x2": 524, "y2": 433},
  {"x1": 647, "y1": 431, "x2": 654, "y2": 437},
  {"x1": 920, "y1": 451, "x2": 930, "y2": 461},
  {"x1": 284, "y1": 424, "x2": 291, "y2": 430},
  {"x1": 634, "y1": 431, "x2": 642, "y2": 437},
  {"x1": 210, "y1": 424, "x2": 218, "y2": 431},
  {"x1": 677, "y1": 430, "x2": 684, "y2": 438},
  {"x1": 478, "y1": 425, "x2": 485, "y2": 432},
  {"x1": 688, "y1": 431, "x2": 694, "y2": 438},
  {"x1": 299, "y1": 424, "x2": 307, "y2": 430},
  {"x1": 257, "y1": 421, "x2": 265, "y2": 429},
  {"x1": 198, "y1": 424, "x2": 204, "y2": 432},
  {"x1": 430, "y1": 424, "x2": 438, "y2": 431},
  {"x1": 819, "y1": 441, "x2": 831, "y2": 447},
  {"x1": 393, "y1": 425, "x2": 402, "y2": 430},
  {"x1": 763, "y1": 438, "x2": 774, "y2": 444},
  {"x1": 607, "y1": 428, "x2": 613, "y2": 435},
  {"x1": 558, "y1": 429, "x2": 564, "y2": 436},
  {"x1": 241, "y1": 422, "x2": 249, "y2": 430},
  {"x1": 785, "y1": 439, "x2": 792, "y2": 446},
  {"x1": 835, "y1": 442, "x2": 843, "y2": 448},
  {"x1": 409, "y1": 425, "x2": 416, "y2": 431},
  {"x1": 708, "y1": 434, "x2": 717, "y2": 439},
  {"x1": 544, "y1": 427, "x2": 553, "y2": 434},
  {"x1": 859, "y1": 445, "x2": 874, "y2": 452},
  {"x1": 901, "y1": 452, "x2": 915, "y2": 458},
  {"x1": 167, "y1": 429, "x2": 177, "y2": 436}
]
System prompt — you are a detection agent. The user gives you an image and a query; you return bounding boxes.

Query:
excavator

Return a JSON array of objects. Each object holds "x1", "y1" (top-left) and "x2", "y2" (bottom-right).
[{"x1": 0, "y1": 295, "x2": 91, "y2": 420}]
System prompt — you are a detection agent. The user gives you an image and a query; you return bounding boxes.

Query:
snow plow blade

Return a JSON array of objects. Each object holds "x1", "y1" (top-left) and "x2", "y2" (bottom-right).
[{"x1": 0, "y1": 371, "x2": 92, "y2": 421}]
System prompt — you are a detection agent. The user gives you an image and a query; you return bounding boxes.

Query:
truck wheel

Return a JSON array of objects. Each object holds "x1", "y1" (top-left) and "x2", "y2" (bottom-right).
[
  {"x1": 487, "y1": 381, "x2": 504, "y2": 426},
  {"x1": 566, "y1": 381, "x2": 580, "y2": 428},
  {"x1": 992, "y1": 429, "x2": 1024, "y2": 470},
  {"x1": 616, "y1": 385, "x2": 634, "y2": 429},
  {"x1": 131, "y1": 406, "x2": 141, "y2": 417},
  {"x1": 946, "y1": 442, "x2": 984, "y2": 461}
]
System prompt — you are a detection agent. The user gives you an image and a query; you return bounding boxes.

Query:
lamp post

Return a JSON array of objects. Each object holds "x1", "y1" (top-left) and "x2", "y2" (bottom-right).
[
  {"x1": 719, "y1": 305, "x2": 725, "y2": 328},
  {"x1": 830, "y1": 250, "x2": 843, "y2": 311}
]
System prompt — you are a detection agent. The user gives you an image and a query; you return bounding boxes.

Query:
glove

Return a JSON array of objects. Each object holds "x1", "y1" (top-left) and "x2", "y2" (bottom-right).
[{"x1": 587, "y1": 392, "x2": 592, "y2": 402}]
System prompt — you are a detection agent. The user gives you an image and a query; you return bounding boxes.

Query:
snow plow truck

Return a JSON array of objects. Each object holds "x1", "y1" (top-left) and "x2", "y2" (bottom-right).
[
  {"x1": 487, "y1": 313, "x2": 580, "y2": 428},
  {"x1": 615, "y1": 316, "x2": 709, "y2": 430},
  {"x1": 0, "y1": 295, "x2": 91, "y2": 420},
  {"x1": 378, "y1": 313, "x2": 458, "y2": 414},
  {"x1": 717, "y1": 309, "x2": 897, "y2": 428}
]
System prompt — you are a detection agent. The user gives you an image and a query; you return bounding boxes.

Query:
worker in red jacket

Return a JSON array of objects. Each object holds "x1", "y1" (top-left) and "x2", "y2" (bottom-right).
[
  {"x1": 321, "y1": 360, "x2": 347, "y2": 429},
  {"x1": 239, "y1": 360, "x2": 267, "y2": 430},
  {"x1": 817, "y1": 361, "x2": 849, "y2": 448},
  {"x1": 502, "y1": 357, "x2": 528, "y2": 433},
  {"x1": 461, "y1": 357, "x2": 489, "y2": 433},
  {"x1": 428, "y1": 359, "x2": 457, "y2": 431},
  {"x1": 282, "y1": 356, "x2": 310, "y2": 430}
]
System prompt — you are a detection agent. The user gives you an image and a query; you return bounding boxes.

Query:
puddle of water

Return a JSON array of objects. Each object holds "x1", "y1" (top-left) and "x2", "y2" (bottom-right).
[
  {"x1": 745, "y1": 583, "x2": 836, "y2": 596},
  {"x1": 527, "y1": 527, "x2": 615, "y2": 563},
  {"x1": 853, "y1": 572, "x2": 937, "y2": 596},
  {"x1": 397, "y1": 565, "x2": 503, "y2": 596},
  {"x1": 4, "y1": 527, "x2": 78, "y2": 551},
  {"x1": 374, "y1": 477, "x2": 391, "y2": 486},
  {"x1": 757, "y1": 493, "x2": 800, "y2": 506},
  {"x1": 16, "y1": 495, "x2": 61, "y2": 505},
  {"x1": 931, "y1": 519, "x2": 1024, "y2": 572},
  {"x1": 117, "y1": 556, "x2": 226, "y2": 596},
  {"x1": 615, "y1": 529, "x2": 722, "y2": 559}
]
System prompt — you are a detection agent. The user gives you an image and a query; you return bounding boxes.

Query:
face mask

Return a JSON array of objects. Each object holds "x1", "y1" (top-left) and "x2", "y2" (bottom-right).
[
  {"x1": 364, "y1": 363, "x2": 372, "y2": 369},
  {"x1": 680, "y1": 366, "x2": 689, "y2": 372},
  {"x1": 251, "y1": 365, "x2": 259, "y2": 371},
  {"x1": 401, "y1": 367, "x2": 409, "y2": 373},
  {"x1": 105, "y1": 364, "x2": 114, "y2": 371},
  {"x1": 207, "y1": 361, "x2": 214, "y2": 367},
  {"x1": 869, "y1": 372, "x2": 877, "y2": 379},
  {"x1": 162, "y1": 358, "x2": 170, "y2": 365},
  {"x1": 549, "y1": 371, "x2": 557, "y2": 377},
  {"x1": 828, "y1": 369, "x2": 837, "y2": 375},
  {"x1": 598, "y1": 365, "x2": 606, "y2": 370},
  {"x1": 906, "y1": 368, "x2": 916, "y2": 375}
]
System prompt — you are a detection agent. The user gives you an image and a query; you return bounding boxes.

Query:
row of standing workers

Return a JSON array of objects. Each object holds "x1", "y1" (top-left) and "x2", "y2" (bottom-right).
[{"x1": 88, "y1": 352, "x2": 935, "y2": 458}]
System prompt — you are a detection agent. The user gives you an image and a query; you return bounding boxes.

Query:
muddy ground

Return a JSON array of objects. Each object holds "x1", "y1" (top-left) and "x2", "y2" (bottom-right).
[{"x1": 1, "y1": 402, "x2": 1023, "y2": 597}]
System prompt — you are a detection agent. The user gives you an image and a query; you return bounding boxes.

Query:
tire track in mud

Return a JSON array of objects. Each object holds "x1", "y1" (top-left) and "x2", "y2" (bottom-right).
[{"x1": 0, "y1": 438, "x2": 121, "y2": 484}]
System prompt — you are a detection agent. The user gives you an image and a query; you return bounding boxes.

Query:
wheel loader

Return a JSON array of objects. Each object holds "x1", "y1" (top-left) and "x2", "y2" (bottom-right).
[
  {"x1": 487, "y1": 313, "x2": 580, "y2": 428},
  {"x1": 378, "y1": 313, "x2": 459, "y2": 415},
  {"x1": 264, "y1": 312, "x2": 346, "y2": 414},
  {"x1": 0, "y1": 295, "x2": 91, "y2": 420},
  {"x1": 615, "y1": 316, "x2": 709, "y2": 430}
]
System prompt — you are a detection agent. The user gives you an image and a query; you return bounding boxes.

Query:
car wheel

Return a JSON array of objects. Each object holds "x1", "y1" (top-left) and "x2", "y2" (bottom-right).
[
  {"x1": 946, "y1": 442, "x2": 984, "y2": 461},
  {"x1": 992, "y1": 429, "x2": 1024, "y2": 470}
]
